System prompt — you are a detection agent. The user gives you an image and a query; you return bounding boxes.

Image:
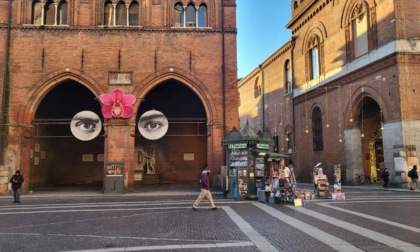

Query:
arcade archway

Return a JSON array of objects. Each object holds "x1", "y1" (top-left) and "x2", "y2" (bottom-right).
[
  {"x1": 355, "y1": 96, "x2": 383, "y2": 182},
  {"x1": 134, "y1": 79, "x2": 207, "y2": 184},
  {"x1": 30, "y1": 80, "x2": 104, "y2": 188}
]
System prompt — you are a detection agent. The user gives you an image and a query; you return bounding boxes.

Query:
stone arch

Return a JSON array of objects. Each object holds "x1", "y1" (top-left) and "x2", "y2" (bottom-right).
[
  {"x1": 132, "y1": 68, "x2": 219, "y2": 123},
  {"x1": 341, "y1": 0, "x2": 376, "y2": 28},
  {"x1": 344, "y1": 84, "x2": 389, "y2": 128},
  {"x1": 16, "y1": 69, "x2": 105, "y2": 124},
  {"x1": 310, "y1": 102, "x2": 324, "y2": 117},
  {"x1": 301, "y1": 21, "x2": 328, "y2": 55}
]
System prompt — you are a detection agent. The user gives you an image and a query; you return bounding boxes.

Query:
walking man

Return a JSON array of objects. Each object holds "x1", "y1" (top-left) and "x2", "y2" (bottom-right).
[
  {"x1": 192, "y1": 166, "x2": 217, "y2": 211},
  {"x1": 408, "y1": 165, "x2": 419, "y2": 190},
  {"x1": 10, "y1": 170, "x2": 24, "y2": 203},
  {"x1": 381, "y1": 168, "x2": 390, "y2": 189}
]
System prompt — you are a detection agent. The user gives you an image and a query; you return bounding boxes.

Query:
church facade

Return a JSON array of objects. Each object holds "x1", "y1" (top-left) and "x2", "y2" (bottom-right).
[
  {"x1": 238, "y1": 0, "x2": 420, "y2": 186},
  {"x1": 0, "y1": 0, "x2": 238, "y2": 192}
]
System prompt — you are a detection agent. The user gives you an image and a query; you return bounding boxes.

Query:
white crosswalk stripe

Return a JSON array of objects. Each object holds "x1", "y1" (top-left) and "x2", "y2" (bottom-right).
[
  {"x1": 286, "y1": 205, "x2": 419, "y2": 252},
  {"x1": 253, "y1": 203, "x2": 364, "y2": 252},
  {"x1": 318, "y1": 202, "x2": 420, "y2": 233}
]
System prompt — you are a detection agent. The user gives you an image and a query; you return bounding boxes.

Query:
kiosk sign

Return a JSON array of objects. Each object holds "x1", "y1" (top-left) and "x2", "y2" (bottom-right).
[
  {"x1": 228, "y1": 143, "x2": 247, "y2": 149},
  {"x1": 256, "y1": 143, "x2": 269, "y2": 150}
]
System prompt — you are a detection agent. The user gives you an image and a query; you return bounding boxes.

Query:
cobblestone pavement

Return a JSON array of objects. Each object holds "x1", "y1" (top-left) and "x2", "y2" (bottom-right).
[{"x1": 0, "y1": 184, "x2": 419, "y2": 252}]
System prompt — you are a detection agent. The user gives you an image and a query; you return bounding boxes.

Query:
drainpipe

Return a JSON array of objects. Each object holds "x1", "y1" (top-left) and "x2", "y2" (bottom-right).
[
  {"x1": 290, "y1": 36, "x2": 297, "y2": 153},
  {"x1": 0, "y1": 0, "x2": 12, "y2": 164},
  {"x1": 221, "y1": 0, "x2": 226, "y2": 133},
  {"x1": 259, "y1": 64, "x2": 265, "y2": 130},
  {"x1": 220, "y1": 0, "x2": 227, "y2": 172}
]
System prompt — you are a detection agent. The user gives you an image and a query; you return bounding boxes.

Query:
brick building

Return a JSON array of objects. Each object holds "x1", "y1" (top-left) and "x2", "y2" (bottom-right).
[
  {"x1": 0, "y1": 0, "x2": 239, "y2": 192},
  {"x1": 238, "y1": 0, "x2": 420, "y2": 186}
]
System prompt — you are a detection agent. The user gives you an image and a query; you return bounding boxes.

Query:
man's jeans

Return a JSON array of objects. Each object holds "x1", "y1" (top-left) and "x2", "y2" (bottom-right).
[{"x1": 13, "y1": 189, "x2": 20, "y2": 202}]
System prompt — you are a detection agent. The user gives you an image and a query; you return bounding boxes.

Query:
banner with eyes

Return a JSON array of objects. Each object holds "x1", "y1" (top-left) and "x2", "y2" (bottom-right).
[
  {"x1": 138, "y1": 110, "x2": 169, "y2": 140},
  {"x1": 70, "y1": 111, "x2": 102, "y2": 141}
]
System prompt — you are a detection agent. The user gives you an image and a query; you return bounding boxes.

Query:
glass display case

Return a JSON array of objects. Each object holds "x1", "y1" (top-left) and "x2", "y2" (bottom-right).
[{"x1": 229, "y1": 148, "x2": 249, "y2": 198}]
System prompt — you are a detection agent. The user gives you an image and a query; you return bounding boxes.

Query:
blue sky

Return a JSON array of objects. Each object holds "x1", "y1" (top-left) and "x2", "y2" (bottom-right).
[{"x1": 237, "y1": 1, "x2": 292, "y2": 78}]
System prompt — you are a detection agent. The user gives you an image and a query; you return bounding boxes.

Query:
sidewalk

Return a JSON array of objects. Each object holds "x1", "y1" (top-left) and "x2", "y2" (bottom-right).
[{"x1": 1, "y1": 182, "x2": 418, "y2": 199}]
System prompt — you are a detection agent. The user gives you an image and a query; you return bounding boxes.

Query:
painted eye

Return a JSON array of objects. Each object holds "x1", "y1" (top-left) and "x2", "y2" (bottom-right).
[
  {"x1": 75, "y1": 119, "x2": 98, "y2": 133},
  {"x1": 70, "y1": 111, "x2": 102, "y2": 141},
  {"x1": 143, "y1": 121, "x2": 163, "y2": 131},
  {"x1": 138, "y1": 110, "x2": 169, "y2": 140}
]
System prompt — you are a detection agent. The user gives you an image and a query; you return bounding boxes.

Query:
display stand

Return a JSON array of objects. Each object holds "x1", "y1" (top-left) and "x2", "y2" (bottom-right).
[
  {"x1": 228, "y1": 148, "x2": 249, "y2": 200},
  {"x1": 332, "y1": 164, "x2": 345, "y2": 200},
  {"x1": 316, "y1": 177, "x2": 329, "y2": 198},
  {"x1": 274, "y1": 161, "x2": 298, "y2": 204},
  {"x1": 313, "y1": 167, "x2": 330, "y2": 198}
]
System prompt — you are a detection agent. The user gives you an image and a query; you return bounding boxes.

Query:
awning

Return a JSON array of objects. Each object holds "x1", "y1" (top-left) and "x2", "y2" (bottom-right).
[
  {"x1": 267, "y1": 152, "x2": 288, "y2": 159},
  {"x1": 254, "y1": 150, "x2": 288, "y2": 159}
]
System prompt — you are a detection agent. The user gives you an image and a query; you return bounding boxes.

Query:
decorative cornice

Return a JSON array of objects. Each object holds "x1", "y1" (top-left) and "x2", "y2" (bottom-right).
[
  {"x1": 287, "y1": 0, "x2": 334, "y2": 35},
  {"x1": 0, "y1": 24, "x2": 237, "y2": 34}
]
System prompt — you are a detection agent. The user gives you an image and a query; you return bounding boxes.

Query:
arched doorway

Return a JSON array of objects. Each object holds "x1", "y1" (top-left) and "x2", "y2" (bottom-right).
[
  {"x1": 30, "y1": 80, "x2": 104, "y2": 188},
  {"x1": 355, "y1": 96, "x2": 383, "y2": 183},
  {"x1": 133, "y1": 79, "x2": 207, "y2": 184}
]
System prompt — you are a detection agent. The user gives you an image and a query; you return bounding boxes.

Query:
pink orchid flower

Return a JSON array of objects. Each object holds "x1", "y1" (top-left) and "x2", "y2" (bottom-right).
[{"x1": 99, "y1": 89, "x2": 136, "y2": 118}]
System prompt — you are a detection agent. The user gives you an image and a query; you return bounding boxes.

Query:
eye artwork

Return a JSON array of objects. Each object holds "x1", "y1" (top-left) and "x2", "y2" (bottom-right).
[
  {"x1": 138, "y1": 110, "x2": 169, "y2": 140},
  {"x1": 70, "y1": 111, "x2": 102, "y2": 141}
]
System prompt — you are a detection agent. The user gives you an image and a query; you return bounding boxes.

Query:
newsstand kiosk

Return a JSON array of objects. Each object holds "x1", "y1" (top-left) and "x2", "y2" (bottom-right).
[{"x1": 222, "y1": 126, "x2": 288, "y2": 200}]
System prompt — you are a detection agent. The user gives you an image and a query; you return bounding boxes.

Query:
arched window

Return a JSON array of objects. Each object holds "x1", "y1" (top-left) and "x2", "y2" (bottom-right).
[
  {"x1": 104, "y1": 1, "x2": 114, "y2": 26},
  {"x1": 312, "y1": 106, "x2": 323, "y2": 151},
  {"x1": 173, "y1": 3, "x2": 184, "y2": 27},
  {"x1": 351, "y1": 2, "x2": 368, "y2": 58},
  {"x1": 186, "y1": 4, "x2": 196, "y2": 27},
  {"x1": 198, "y1": 4, "x2": 207, "y2": 27},
  {"x1": 129, "y1": 1, "x2": 139, "y2": 26},
  {"x1": 32, "y1": 1, "x2": 43, "y2": 25},
  {"x1": 285, "y1": 60, "x2": 292, "y2": 94},
  {"x1": 57, "y1": 1, "x2": 68, "y2": 25},
  {"x1": 116, "y1": 1, "x2": 127, "y2": 26},
  {"x1": 307, "y1": 36, "x2": 320, "y2": 79},
  {"x1": 44, "y1": 0, "x2": 55, "y2": 25}
]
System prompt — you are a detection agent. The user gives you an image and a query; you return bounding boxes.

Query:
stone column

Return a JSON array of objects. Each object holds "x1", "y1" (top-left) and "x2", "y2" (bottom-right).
[
  {"x1": 103, "y1": 118, "x2": 135, "y2": 192},
  {"x1": 0, "y1": 166, "x2": 9, "y2": 194},
  {"x1": 383, "y1": 120, "x2": 420, "y2": 187},
  {"x1": 344, "y1": 128, "x2": 363, "y2": 183}
]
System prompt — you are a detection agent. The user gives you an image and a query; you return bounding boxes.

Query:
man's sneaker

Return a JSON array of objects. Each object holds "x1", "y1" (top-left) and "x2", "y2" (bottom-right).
[
  {"x1": 192, "y1": 207, "x2": 198, "y2": 211},
  {"x1": 211, "y1": 207, "x2": 218, "y2": 210},
  {"x1": 410, "y1": 188, "x2": 415, "y2": 190}
]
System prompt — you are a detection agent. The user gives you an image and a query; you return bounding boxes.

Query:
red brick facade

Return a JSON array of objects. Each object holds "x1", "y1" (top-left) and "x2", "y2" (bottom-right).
[
  {"x1": 0, "y1": 0, "x2": 238, "y2": 192},
  {"x1": 239, "y1": 0, "x2": 420, "y2": 187}
]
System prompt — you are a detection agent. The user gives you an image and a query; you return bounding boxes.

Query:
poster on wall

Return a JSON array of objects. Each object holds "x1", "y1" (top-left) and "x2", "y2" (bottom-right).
[
  {"x1": 70, "y1": 111, "x2": 102, "y2": 141},
  {"x1": 106, "y1": 162, "x2": 124, "y2": 176},
  {"x1": 255, "y1": 157, "x2": 265, "y2": 177},
  {"x1": 137, "y1": 110, "x2": 169, "y2": 140}
]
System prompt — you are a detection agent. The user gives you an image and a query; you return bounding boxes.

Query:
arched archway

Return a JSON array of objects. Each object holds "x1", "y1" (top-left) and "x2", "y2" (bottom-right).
[
  {"x1": 30, "y1": 80, "x2": 104, "y2": 188},
  {"x1": 345, "y1": 95, "x2": 383, "y2": 183},
  {"x1": 133, "y1": 79, "x2": 207, "y2": 184},
  {"x1": 354, "y1": 96, "x2": 383, "y2": 182}
]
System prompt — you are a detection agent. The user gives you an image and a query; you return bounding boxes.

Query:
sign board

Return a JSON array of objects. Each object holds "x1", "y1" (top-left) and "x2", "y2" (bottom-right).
[
  {"x1": 256, "y1": 143, "x2": 269, "y2": 149},
  {"x1": 109, "y1": 72, "x2": 132, "y2": 85},
  {"x1": 394, "y1": 157, "x2": 407, "y2": 172},
  {"x1": 106, "y1": 162, "x2": 124, "y2": 176},
  {"x1": 228, "y1": 143, "x2": 247, "y2": 149}
]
